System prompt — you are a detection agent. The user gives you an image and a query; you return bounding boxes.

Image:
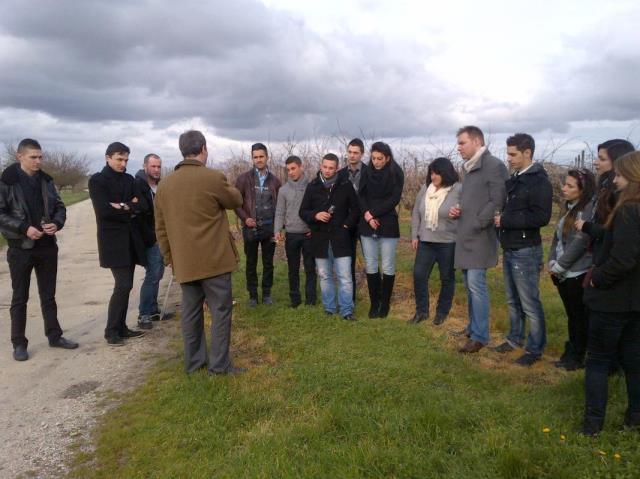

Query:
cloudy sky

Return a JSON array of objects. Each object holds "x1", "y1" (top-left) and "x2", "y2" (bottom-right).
[{"x1": 0, "y1": 0, "x2": 638, "y2": 169}]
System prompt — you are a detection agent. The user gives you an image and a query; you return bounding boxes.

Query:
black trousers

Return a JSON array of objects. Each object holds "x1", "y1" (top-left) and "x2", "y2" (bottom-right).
[
  {"x1": 585, "y1": 310, "x2": 640, "y2": 424},
  {"x1": 284, "y1": 233, "x2": 317, "y2": 305},
  {"x1": 349, "y1": 228, "x2": 359, "y2": 302},
  {"x1": 106, "y1": 265, "x2": 135, "y2": 339},
  {"x1": 8, "y1": 244, "x2": 62, "y2": 347},
  {"x1": 243, "y1": 226, "x2": 275, "y2": 298},
  {"x1": 555, "y1": 274, "x2": 589, "y2": 359}
]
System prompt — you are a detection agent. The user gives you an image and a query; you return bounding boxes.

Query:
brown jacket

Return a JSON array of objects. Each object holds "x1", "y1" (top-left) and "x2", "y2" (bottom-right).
[
  {"x1": 155, "y1": 159, "x2": 243, "y2": 283},
  {"x1": 234, "y1": 169, "x2": 281, "y2": 223}
]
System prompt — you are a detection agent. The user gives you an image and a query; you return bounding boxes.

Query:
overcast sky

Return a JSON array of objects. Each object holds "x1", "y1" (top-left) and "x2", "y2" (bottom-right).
[{"x1": 0, "y1": 0, "x2": 638, "y2": 170}]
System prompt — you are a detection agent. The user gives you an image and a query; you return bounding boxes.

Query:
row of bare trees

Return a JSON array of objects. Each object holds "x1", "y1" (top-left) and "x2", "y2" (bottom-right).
[{"x1": 1, "y1": 143, "x2": 90, "y2": 190}]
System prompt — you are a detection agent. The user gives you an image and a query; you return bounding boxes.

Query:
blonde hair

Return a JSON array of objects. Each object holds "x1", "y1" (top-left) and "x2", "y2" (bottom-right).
[{"x1": 605, "y1": 150, "x2": 640, "y2": 227}]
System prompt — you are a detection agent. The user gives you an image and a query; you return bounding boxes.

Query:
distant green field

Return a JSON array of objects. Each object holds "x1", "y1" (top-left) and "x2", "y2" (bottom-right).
[{"x1": 0, "y1": 190, "x2": 88, "y2": 248}]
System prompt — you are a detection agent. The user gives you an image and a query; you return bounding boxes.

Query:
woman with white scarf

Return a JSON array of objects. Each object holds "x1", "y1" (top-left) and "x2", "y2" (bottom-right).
[{"x1": 409, "y1": 157, "x2": 461, "y2": 325}]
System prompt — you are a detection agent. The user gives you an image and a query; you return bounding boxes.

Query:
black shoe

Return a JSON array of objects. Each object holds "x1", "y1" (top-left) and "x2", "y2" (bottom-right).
[
  {"x1": 514, "y1": 353, "x2": 540, "y2": 366},
  {"x1": 150, "y1": 311, "x2": 174, "y2": 321},
  {"x1": 209, "y1": 366, "x2": 247, "y2": 376},
  {"x1": 408, "y1": 313, "x2": 427, "y2": 324},
  {"x1": 106, "y1": 336, "x2": 125, "y2": 347},
  {"x1": 342, "y1": 314, "x2": 356, "y2": 321},
  {"x1": 49, "y1": 337, "x2": 79, "y2": 349},
  {"x1": 137, "y1": 316, "x2": 154, "y2": 330},
  {"x1": 305, "y1": 299, "x2": 317, "y2": 306},
  {"x1": 248, "y1": 297, "x2": 258, "y2": 308},
  {"x1": 262, "y1": 296, "x2": 273, "y2": 305},
  {"x1": 13, "y1": 344, "x2": 28, "y2": 361},
  {"x1": 325, "y1": 311, "x2": 335, "y2": 316},
  {"x1": 433, "y1": 313, "x2": 448, "y2": 326},
  {"x1": 558, "y1": 357, "x2": 585, "y2": 371},
  {"x1": 366, "y1": 273, "x2": 381, "y2": 318},
  {"x1": 290, "y1": 300, "x2": 301, "y2": 309},
  {"x1": 580, "y1": 416, "x2": 604, "y2": 436},
  {"x1": 119, "y1": 329, "x2": 146, "y2": 339},
  {"x1": 491, "y1": 341, "x2": 515, "y2": 354}
]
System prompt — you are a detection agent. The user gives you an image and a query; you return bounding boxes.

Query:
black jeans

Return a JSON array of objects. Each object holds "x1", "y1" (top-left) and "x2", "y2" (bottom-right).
[
  {"x1": 243, "y1": 226, "x2": 275, "y2": 298},
  {"x1": 7, "y1": 244, "x2": 62, "y2": 347},
  {"x1": 106, "y1": 265, "x2": 135, "y2": 339},
  {"x1": 555, "y1": 274, "x2": 589, "y2": 359},
  {"x1": 584, "y1": 310, "x2": 640, "y2": 424},
  {"x1": 284, "y1": 233, "x2": 317, "y2": 305},
  {"x1": 413, "y1": 241, "x2": 455, "y2": 317},
  {"x1": 349, "y1": 229, "x2": 359, "y2": 302}
]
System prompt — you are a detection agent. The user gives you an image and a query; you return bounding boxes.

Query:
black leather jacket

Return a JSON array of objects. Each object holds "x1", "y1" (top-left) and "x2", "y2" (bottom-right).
[{"x1": 0, "y1": 163, "x2": 66, "y2": 249}]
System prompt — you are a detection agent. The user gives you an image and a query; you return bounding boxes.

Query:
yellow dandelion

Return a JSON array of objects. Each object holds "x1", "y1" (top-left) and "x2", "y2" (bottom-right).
[
  {"x1": 560, "y1": 435, "x2": 566, "y2": 441},
  {"x1": 614, "y1": 453, "x2": 621, "y2": 460},
  {"x1": 598, "y1": 450, "x2": 607, "y2": 456},
  {"x1": 542, "y1": 427, "x2": 551, "y2": 433}
]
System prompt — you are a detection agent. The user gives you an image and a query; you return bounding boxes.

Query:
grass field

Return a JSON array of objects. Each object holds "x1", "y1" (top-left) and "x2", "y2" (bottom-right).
[
  {"x1": 0, "y1": 190, "x2": 88, "y2": 248},
  {"x1": 67, "y1": 213, "x2": 639, "y2": 478}
]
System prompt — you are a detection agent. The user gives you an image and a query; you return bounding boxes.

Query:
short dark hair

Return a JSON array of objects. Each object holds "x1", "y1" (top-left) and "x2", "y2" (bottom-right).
[
  {"x1": 285, "y1": 155, "x2": 302, "y2": 166},
  {"x1": 105, "y1": 141, "x2": 130, "y2": 157},
  {"x1": 506, "y1": 133, "x2": 535, "y2": 158},
  {"x1": 179, "y1": 130, "x2": 206, "y2": 158},
  {"x1": 17, "y1": 138, "x2": 42, "y2": 152},
  {"x1": 143, "y1": 153, "x2": 160, "y2": 164},
  {"x1": 456, "y1": 125, "x2": 485, "y2": 145},
  {"x1": 427, "y1": 157, "x2": 459, "y2": 187},
  {"x1": 606, "y1": 140, "x2": 635, "y2": 162},
  {"x1": 347, "y1": 138, "x2": 364, "y2": 153},
  {"x1": 251, "y1": 143, "x2": 268, "y2": 155},
  {"x1": 370, "y1": 141, "x2": 394, "y2": 161},
  {"x1": 322, "y1": 153, "x2": 339, "y2": 165}
]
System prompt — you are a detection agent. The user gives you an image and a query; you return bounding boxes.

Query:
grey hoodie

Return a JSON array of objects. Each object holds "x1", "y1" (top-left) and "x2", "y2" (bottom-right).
[{"x1": 274, "y1": 176, "x2": 310, "y2": 234}]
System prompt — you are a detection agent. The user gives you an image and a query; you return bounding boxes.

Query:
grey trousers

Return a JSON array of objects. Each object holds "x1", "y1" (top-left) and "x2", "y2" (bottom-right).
[{"x1": 180, "y1": 273, "x2": 233, "y2": 374}]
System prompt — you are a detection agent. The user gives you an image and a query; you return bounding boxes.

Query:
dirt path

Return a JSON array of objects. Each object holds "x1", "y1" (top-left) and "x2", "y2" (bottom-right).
[{"x1": 0, "y1": 199, "x2": 180, "y2": 479}]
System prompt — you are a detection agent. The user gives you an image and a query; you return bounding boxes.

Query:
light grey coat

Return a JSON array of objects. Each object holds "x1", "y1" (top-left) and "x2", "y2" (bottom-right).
[
  {"x1": 454, "y1": 149, "x2": 509, "y2": 269},
  {"x1": 548, "y1": 200, "x2": 594, "y2": 273},
  {"x1": 411, "y1": 182, "x2": 461, "y2": 243},
  {"x1": 274, "y1": 176, "x2": 310, "y2": 234}
]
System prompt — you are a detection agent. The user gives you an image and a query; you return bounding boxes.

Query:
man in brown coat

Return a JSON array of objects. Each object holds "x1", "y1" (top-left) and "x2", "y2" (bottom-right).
[{"x1": 155, "y1": 130, "x2": 245, "y2": 375}]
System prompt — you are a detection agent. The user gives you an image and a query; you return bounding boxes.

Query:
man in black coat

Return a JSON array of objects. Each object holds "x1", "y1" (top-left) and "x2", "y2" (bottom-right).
[
  {"x1": 0, "y1": 138, "x2": 78, "y2": 361},
  {"x1": 89, "y1": 142, "x2": 148, "y2": 346},
  {"x1": 493, "y1": 133, "x2": 553, "y2": 366},
  {"x1": 299, "y1": 153, "x2": 360, "y2": 320},
  {"x1": 134, "y1": 153, "x2": 170, "y2": 329}
]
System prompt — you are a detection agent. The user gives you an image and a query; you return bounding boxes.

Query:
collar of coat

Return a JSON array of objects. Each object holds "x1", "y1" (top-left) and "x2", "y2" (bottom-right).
[
  {"x1": 174, "y1": 159, "x2": 204, "y2": 170},
  {"x1": 311, "y1": 171, "x2": 350, "y2": 187},
  {"x1": 1, "y1": 162, "x2": 52, "y2": 185}
]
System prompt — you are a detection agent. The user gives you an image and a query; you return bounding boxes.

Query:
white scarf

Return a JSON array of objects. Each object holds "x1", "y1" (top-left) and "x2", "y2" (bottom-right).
[
  {"x1": 425, "y1": 183, "x2": 452, "y2": 230},
  {"x1": 463, "y1": 146, "x2": 486, "y2": 172}
]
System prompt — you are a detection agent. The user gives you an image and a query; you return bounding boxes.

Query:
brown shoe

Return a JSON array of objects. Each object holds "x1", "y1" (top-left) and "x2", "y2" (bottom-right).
[{"x1": 458, "y1": 340, "x2": 484, "y2": 354}]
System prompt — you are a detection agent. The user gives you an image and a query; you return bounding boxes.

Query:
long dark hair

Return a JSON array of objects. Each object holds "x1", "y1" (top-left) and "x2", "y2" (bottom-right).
[
  {"x1": 562, "y1": 169, "x2": 596, "y2": 236},
  {"x1": 605, "y1": 151, "x2": 640, "y2": 228},
  {"x1": 426, "y1": 157, "x2": 459, "y2": 188},
  {"x1": 595, "y1": 140, "x2": 636, "y2": 223}
]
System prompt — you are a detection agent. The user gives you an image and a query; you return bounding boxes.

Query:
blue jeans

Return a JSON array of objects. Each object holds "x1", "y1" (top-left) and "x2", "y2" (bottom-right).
[
  {"x1": 360, "y1": 236, "x2": 399, "y2": 275},
  {"x1": 462, "y1": 269, "x2": 490, "y2": 345},
  {"x1": 139, "y1": 243, "x2": 165, "y2": 316},
  {"x1": 315, "y1": 246, "x2": 353, "y2": 317},
  {"x1": 413, "y1": 241, "x2": 455, "y2": 316},
  {"x1": 503, "y1": 245, "x2": 546, "y2": 356}
]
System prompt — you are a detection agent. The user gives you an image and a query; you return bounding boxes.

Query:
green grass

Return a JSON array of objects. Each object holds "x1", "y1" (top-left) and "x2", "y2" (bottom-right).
[
  {"x1": 0, "y1": 190, "x2": 89, "y2": 248},
  {"x1": 67, "y1": 213, "x2": 640, "y2": 478}
]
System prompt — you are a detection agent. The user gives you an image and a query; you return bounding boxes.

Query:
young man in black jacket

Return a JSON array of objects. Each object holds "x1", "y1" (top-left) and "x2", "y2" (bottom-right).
[
  {"x1": 299, "y1": 153, "x2": 360, "y2": 320},
  {"x1": 89, "y1": 142, "x2": 148, "y2": 346},
  {"x1": 134, "y1": 153, "x2": 170, "y2": 329},
  {"x1": 0, "y1": 138, "x2": 78, "y2": 361},
  {"x1": 493, "y1": 133, "x2": 553, "y2": 366}
]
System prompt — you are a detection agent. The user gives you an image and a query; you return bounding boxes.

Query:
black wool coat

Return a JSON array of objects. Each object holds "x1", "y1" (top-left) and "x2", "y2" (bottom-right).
[
  {"x1": 583, "y1": 202, "x2": 640, "y2": 313},
  {"x1": 134, "y1": 169, "x2": 157, "y2": 247},
  {"x1": 299, "y1": 173, "x2": 360, "y2": 258},
  {"x1": 89, "y1": 165, "x2": 148, "y2": 268},
  {"x1": 357, "y1": 160, "x2": 404, "y2": 238}
]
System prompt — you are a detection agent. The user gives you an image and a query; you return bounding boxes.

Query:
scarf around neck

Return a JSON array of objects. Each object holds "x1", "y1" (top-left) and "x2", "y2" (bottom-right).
[
  {"x1": 463, "y1": 146, "x2": 486, "y2": 172},
  {"x1": 424, "y1": 183, "x2": 452, "y2": 230},
  {"x1": 320, "y1": 172, "x2": 338, "y2": 189}
]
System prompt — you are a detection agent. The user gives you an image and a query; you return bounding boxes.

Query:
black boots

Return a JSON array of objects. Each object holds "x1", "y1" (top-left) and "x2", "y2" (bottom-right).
[
  {"x1": 379, "y1": 274, "x2": 395, "y2": 318},
  {"x1": 366, "y1": 273, "x2": 381, "y2": 318}
]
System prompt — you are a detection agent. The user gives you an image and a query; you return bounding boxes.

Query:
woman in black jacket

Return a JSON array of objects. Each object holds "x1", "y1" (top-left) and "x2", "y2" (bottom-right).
[
  {"x1": 581, "y1": 150, "x2": 640, "y2": 435},
  {"x1": 358, "y1": 142, "x2": 404, "y2": 318},
  {"x1": 89, "y1": 142, "x2": 148, "y2": 346}
]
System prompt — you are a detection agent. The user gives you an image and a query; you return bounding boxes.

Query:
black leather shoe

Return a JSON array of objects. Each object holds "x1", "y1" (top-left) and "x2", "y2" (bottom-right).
[
  {"x1": 209, "y1": 366, "x2": 247, "y2": 376},
  {"x1": 408, "y1": 313, "x2": 427, "y2": 324},
  {"x1": 106, "y1": 336, "x2": 125, "y2": 347},
  {"x1": 342, "y1": 314, "x2": 356, "y2": 321},
  {"x1": 13, "y1": 344, "x2": 28, "y2": 361},
  {"x1": 49, "y1": 337, "x2": 79, "y2": 349},
  {"x1": 433, "y1": 313, "x2": 447, "y2": 326},
  {"x1": 119, "y1": 329, "x2": 146, "y2": 339}
]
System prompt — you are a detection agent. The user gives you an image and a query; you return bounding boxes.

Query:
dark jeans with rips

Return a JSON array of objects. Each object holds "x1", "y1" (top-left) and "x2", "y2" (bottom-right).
[
  {"x1": 284, "y1": 232, "x2": 317, "y2": 305},
  {"x1": 554, "y1": 273, "x2": 589, "y2": 360},
  {"x1": 8, "y1": 244, "x2": 62, "y2": 348},
  {"x1": 412, "y1": 241, "x2": 455, "y2": 318},
  {"x1": 106, "y1": 265, "x2": 136, "y2": 339},
  {"x1": 243, "y1": 225, "x2": 275, "y2": 299},
  {"x1": 584, "y1": 310, "x2": 640, "y2": 427}
]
